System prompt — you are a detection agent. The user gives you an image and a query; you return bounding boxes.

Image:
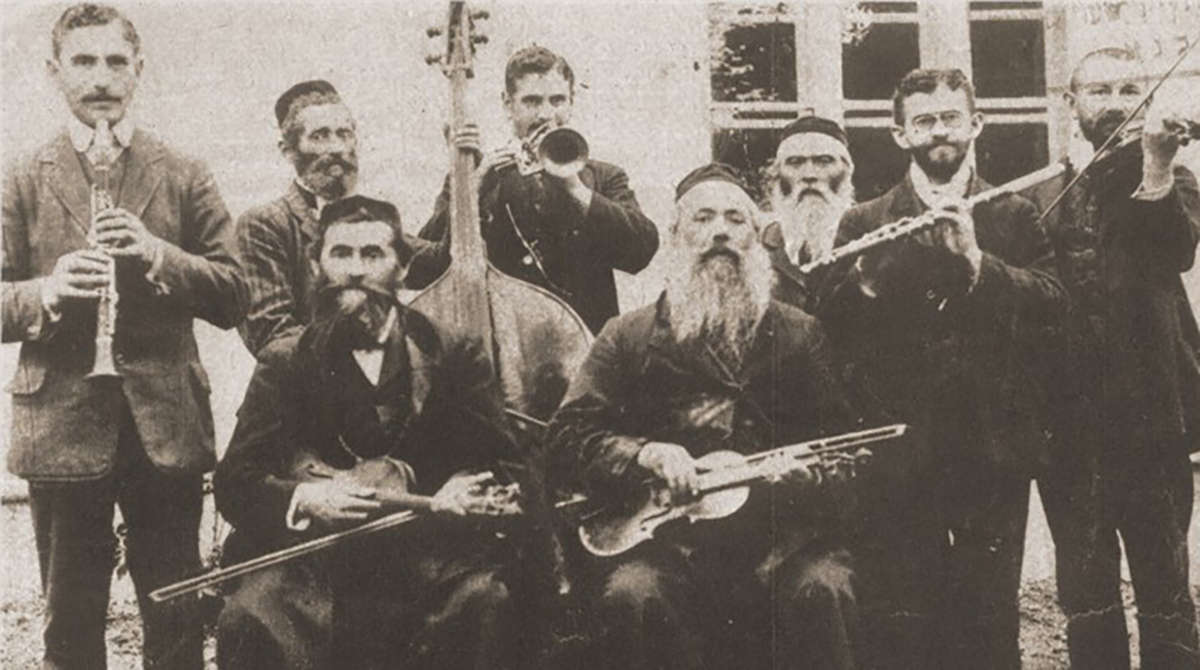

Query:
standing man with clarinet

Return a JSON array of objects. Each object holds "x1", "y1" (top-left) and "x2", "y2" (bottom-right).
[{"x1": 1, "y1": 4, "x2": 244, "y2": 668}]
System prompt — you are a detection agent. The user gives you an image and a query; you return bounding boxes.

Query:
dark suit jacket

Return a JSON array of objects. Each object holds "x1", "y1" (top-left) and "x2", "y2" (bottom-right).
[
  {"x1": 1023, "y1": 160, "x2": 1200, "y2": 452},
  {"x1": 818, "y1": 173, "x2": 1066, "y2": 472},
  {"x1": 408, "y1": 159, "x2": 660, "y2": 334},
  {"x1": 762, "y1": 220, "x2": 835, "y2": 314},
  {"x1": 236, "y1": 181, "x2": 320, "y2": 358},
  {"x1": 547, "y1": 296, "x2": 857, "y2": 552},
  {"x1": 2, "y1": 130, "x2": 243, "y2": 481},
  {"x1": 215, "y1": 307, "x2": 521, "y2": 550}
]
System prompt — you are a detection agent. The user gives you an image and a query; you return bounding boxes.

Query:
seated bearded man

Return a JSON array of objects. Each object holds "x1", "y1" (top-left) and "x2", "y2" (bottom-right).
[
  {"x1": 548, "y1": 164, "x2": 863, "y2": 670},
  {"x1": 214, "y1": 196, "x2": 530, "y2": 670}
]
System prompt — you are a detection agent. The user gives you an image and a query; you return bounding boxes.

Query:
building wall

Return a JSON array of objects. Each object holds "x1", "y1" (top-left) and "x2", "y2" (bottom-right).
[{"x1": 1, "y1": 0, "x2": 1197, "y2": 465}]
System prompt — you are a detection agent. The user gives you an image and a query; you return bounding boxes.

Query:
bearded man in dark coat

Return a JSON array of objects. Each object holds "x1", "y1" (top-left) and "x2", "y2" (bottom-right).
[
  {"x1": 214, "y1": 195, "x2": 535, "y2": 670},
  {"x1": 548, "y1": 164, "x2": 869, "y2": 670}
]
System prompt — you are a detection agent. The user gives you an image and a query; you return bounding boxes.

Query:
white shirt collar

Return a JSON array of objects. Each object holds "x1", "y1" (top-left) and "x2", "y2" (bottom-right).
[
  {"x1": 909, "y1": 157, "x2": 974, "y2": 209},
  {"x1": 351, "y1": 307, "x2": 399, "y2": 387},
  {"x1": 68, "y1": 115, "x2": 135, "y2": 154},
  {"x1": 294, "y1": 177, "x2": 331, "y2": 214}
]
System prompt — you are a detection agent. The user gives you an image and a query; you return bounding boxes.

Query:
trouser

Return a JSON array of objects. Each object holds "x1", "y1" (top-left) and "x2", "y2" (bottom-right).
[
  {"x1": 853, "y1": 460, "x2": 1029, "y2": 670},
  {"x1": 29, "y1": 403, "x2": 205, "y2": 670},
  {"x1": 585, "y1": 540, "x2": 859, "y2": 670},
  {"x1": 1041, "y1": 431, "x2": 1199, "y2": 670},
  {"x1": 216, "y1": 535, "x2": 519, "y2": 670}
]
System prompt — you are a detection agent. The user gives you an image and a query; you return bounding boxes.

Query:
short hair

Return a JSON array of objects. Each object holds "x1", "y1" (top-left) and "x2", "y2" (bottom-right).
[
  {"x1": 505, "y1": 46, "x2": 575, "y2": 96},
  {"x1": 892, "y1": 68, "x2": 976, "y2": 125},
  {"x1": 1070, "y1": 47, "x2": 1142, "y2": 92},
  {"x1": 314, "y1": 195, "x2": 412, "y2": 264},
  {"x1": 52, "y1": 3, "x2": 140, "y2": 60}
]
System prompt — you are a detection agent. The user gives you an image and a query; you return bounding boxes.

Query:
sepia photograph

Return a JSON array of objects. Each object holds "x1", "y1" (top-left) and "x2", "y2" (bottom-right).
[{"x1": 1, "y1": 0, "x2": 1198, "y2": 668}]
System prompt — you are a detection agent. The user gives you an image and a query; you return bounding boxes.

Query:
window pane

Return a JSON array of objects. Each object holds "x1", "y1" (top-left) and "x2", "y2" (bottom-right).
[
  {"x1": 970, "y1": 20, "x2": 1046, "y2": 97},
  {"x1": 712, "y1": 22, "x2": 797, "y2": 103},
  {"x1": 976, "y1": 123, "x2": 1048, "y2": 186},
  {"x1": 843, "y1": 23, "x2": 920, "y2": 101},
  {"x1": 846, "y1": 127, "x2": 910, "y2": 202},
  {"x1": 711, "y1": 128, "x2": 779, "y2": 198}
]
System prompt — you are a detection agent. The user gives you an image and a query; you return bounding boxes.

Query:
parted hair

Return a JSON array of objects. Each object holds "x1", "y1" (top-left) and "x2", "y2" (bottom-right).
[
  {"x1": 52, "y1": 3, "x2": 140, "y2": 59},
  {"x1": 312, "y1": 195, "x2": 413, "y2": 265},
  {"x1": 892, "y1": 68, "x2": 976, "y2": 125},
  {"x1": 505, "y1": 46, "x2": 574, "y2": 96}
]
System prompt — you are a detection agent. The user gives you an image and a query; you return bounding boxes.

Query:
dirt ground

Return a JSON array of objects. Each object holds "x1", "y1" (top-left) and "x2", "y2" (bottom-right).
[{"x1": 3, "y1": 478, "x2": 1199, "y2": 669}]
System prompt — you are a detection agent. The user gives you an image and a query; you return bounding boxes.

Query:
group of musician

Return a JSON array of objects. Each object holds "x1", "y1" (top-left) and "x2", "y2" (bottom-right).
[{"x1": 2, "y1": 3, "x2": 1198, "y2": 670}]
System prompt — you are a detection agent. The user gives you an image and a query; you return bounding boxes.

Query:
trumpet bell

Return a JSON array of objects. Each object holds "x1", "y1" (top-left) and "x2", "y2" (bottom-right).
[{"x1": 537, "y1": 127, "x2": 588, "y2": 167}]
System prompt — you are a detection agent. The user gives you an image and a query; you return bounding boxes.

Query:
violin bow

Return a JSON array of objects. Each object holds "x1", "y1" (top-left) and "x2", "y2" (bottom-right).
[{"x1": 1037, "y1": 34, "x2": 1198, "y2": 223}]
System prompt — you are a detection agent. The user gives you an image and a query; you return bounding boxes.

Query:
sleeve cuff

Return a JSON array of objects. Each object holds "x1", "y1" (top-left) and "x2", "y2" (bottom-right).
[
  {"x1": 285, "y1": 489, "x2": 312, "y2": 532},
  {"x1": 143, "y1": 241, "x2": 170, "y2": 295},
  {"x1": 1133, "y1": 169, "x2": 1174, "y2": 201}
]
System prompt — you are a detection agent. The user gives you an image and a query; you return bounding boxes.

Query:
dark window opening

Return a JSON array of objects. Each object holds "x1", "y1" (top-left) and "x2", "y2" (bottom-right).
[
  {"x1": 970, "y1": 19, "x2": 1046, "y2": 97},
  {"x1": 843, "y1": 22, "x2": 920, "y2": 100},
  {"x1": 846, "y1": 127, "x2": 910, "y2": 202},
  {"x1": 976, "y1": 123, "x2": 1049, "y2": 186},
  {"x1": 712, "y1": 21, "x2": 797, "y2": 103}
]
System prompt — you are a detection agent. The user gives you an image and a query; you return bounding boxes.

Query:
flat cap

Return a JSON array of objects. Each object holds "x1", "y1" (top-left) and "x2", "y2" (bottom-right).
[
  {"x1": 675, "y1": 162, "x2": 752, "y2": 201},
  {"x1": 275, "y1": 79, "x2": 340, "y2": 127}
]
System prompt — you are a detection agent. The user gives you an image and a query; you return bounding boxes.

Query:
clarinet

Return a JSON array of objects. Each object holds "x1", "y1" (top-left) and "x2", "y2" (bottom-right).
[{"x1": 87, "y1": 119, "x2": 120, "y2": 379}]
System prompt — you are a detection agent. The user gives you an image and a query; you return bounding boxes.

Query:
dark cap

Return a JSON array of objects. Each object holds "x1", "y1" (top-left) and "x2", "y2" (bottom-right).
[
  {"x1": 319, "y1": 194, "x2": 401, "y2": 228},
  {"x1": 275, "y1": 79, "x2": 340, "y2": 127},
  {"x1": 675, "y1": 162, "x2": 752, "y2": 201},
  {"x1": 778, "y1": 115, "x2": 849, "y2": 147}
]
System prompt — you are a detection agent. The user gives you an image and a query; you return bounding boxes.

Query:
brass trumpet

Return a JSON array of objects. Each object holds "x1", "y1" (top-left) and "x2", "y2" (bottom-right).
[
  {"x1": 88, "y1": 119, "x2": 120, "y2": 379},
  {"x1": 514, "y1": 123, "x2": 588, "y2": 176}
]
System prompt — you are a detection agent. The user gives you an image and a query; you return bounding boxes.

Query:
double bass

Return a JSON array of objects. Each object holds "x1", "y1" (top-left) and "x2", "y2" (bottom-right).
[{"x1": 411, "y1": 2, "x2": 593, "y2": 435}]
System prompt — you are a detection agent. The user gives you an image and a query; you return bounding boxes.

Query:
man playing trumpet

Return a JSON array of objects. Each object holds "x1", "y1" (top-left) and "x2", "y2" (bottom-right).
[
  {"x1": 407, "y1": 46, "x2": 660, "y2": 334},
  {"x1": 1, "y1": 4, "x2": 243, "y2": 668}
]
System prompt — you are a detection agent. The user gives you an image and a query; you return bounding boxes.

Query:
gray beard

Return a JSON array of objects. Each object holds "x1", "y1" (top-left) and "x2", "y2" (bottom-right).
[
  {"x1": 770, "y1": 188, "x2": 852, "y2": 261},
  {"x1": 665, "y1": 245, "x2": 772, "y2": 364}
]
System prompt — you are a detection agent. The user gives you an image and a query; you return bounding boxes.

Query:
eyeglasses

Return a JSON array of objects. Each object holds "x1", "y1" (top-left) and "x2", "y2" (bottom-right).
[{"x1": 910, "y1": 111, "x2": 967, "y2": 133}]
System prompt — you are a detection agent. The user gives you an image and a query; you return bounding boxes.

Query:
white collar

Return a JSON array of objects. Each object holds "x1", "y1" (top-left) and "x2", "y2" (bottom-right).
[
  {"x1": 351, "y1": 307, "x2": 399, "y2": 386},
  {"x1": 294, "y1": 177, "x2": 330, "y2": 214},
  {"x1": 909, "y1": 157, "x2": 974, "y2": 209},
  {"x1": 68, "y1": 115, "x2": 135, "y2": 154}
]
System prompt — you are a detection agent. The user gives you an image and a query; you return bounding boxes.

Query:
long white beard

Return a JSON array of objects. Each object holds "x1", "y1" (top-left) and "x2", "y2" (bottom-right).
[
  {"x1": 665, "y1": 242, "x2": 773, "y2": 363},
  {"x1": 771, "y1": 188, "x2": 852, "y2": 263}
]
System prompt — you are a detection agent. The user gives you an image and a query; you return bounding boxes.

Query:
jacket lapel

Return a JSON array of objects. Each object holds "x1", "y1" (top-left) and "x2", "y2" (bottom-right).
[
  {"x1": 888, "y1": 174, "x2": 926, "y2": 221},
  {"x1": 763, "y1": 221, "x2": 811, "y2": 296},
  {"x1": 285, "y1": 182, "x2": 320, "y2": 245},
  {"x1": 42, "y1": 134, "x2": 93, "y2": 236},
  {"x1": 117, "y1": 130, "x2": 165, "y2": 219}
]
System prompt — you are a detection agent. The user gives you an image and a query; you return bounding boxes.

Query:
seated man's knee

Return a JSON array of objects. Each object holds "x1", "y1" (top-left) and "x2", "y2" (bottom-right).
[
  {"x1": 783, "y1": 552, "x2": 856, "y2": 614},
  {"x1": 602, "y1": 560, "x2": 673, "y2": 620}
]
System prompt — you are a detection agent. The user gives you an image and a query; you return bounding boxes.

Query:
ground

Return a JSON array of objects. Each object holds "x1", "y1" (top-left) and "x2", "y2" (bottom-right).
[{"x1": 3, "y1": 473, "x2": 1199, "y2": 668}]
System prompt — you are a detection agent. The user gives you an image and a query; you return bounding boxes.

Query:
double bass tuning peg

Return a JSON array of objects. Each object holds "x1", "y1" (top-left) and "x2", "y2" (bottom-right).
[
  {"x1": 425, "y1": 54, "x2": 444, "y2": 66},
  {"x1": 471, "y1": 10, "x2": 490, "y2": 20},
  {"x1": 426, "y1": 27, "x2": 443, "y2": 38},
  {"x1": 471, "y1": 34, "x2": 489, "y2": 45}
]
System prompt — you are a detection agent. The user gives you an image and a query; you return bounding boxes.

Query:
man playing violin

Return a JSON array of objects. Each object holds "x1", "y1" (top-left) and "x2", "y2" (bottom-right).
[
  {"x1": 548, "y1": 164, "x2": 863, "y2": 669},
  {"x1": 817, "y1": 69, "x2": 1066, "y2": 669},
  {"x1": 1028, "y1": 47, "x2": 1200, "y2": 668},
  {"x1": 407, "y1": 46, "x2": 660, "y2": 334},
  {"x1": 214, "y1": 195, "x2": 532, "y2": 670}
]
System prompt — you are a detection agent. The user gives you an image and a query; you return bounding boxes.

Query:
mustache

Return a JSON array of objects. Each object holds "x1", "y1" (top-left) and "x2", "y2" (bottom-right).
[
  {"x1": 699, "y1": 246, "x2": 741, "y2": 263},
  {"x1": 311, "y1": 153, "x2": 358, "y2": 173},
  {"x1": 83, "y1": 93, "x2": 121, "y2": 104},
  {"x1": 316, "y1": 279, "x2": 394, "y2": 303}
]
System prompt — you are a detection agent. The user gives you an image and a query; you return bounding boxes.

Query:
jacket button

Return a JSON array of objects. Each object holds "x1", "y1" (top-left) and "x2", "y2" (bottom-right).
[{"x1": 115, "y1": 353, "x2": 126, "y2": 365}]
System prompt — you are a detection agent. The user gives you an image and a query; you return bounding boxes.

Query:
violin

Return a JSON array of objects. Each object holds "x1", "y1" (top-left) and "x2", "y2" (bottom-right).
[
  {"x1": 576, "y1": 424, "x2": 907, "y2": 558},
  {"x1": 150, "y1": 455, "x2": 522, "y2": 603}
]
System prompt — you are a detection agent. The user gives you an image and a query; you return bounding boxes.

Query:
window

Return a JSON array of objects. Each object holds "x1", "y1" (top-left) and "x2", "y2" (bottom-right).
[{"x1": 707, "y1": 1, "x2": 1062, "y2": 201}]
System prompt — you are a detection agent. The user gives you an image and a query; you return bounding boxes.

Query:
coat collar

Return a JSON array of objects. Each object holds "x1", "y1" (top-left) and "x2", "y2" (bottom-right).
[
  {"x1": 886, "y1": 169, "x2": 992, "y2": 221},
  {"x1": 41, "y1": 129, "x2": 165, "y2": 236},
  {"x1": 762, "y1": 221, "x2": 811, "y2": 297},
  {"x1": 303, "y1": 304, "x2": 441, "y2": 418}
]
